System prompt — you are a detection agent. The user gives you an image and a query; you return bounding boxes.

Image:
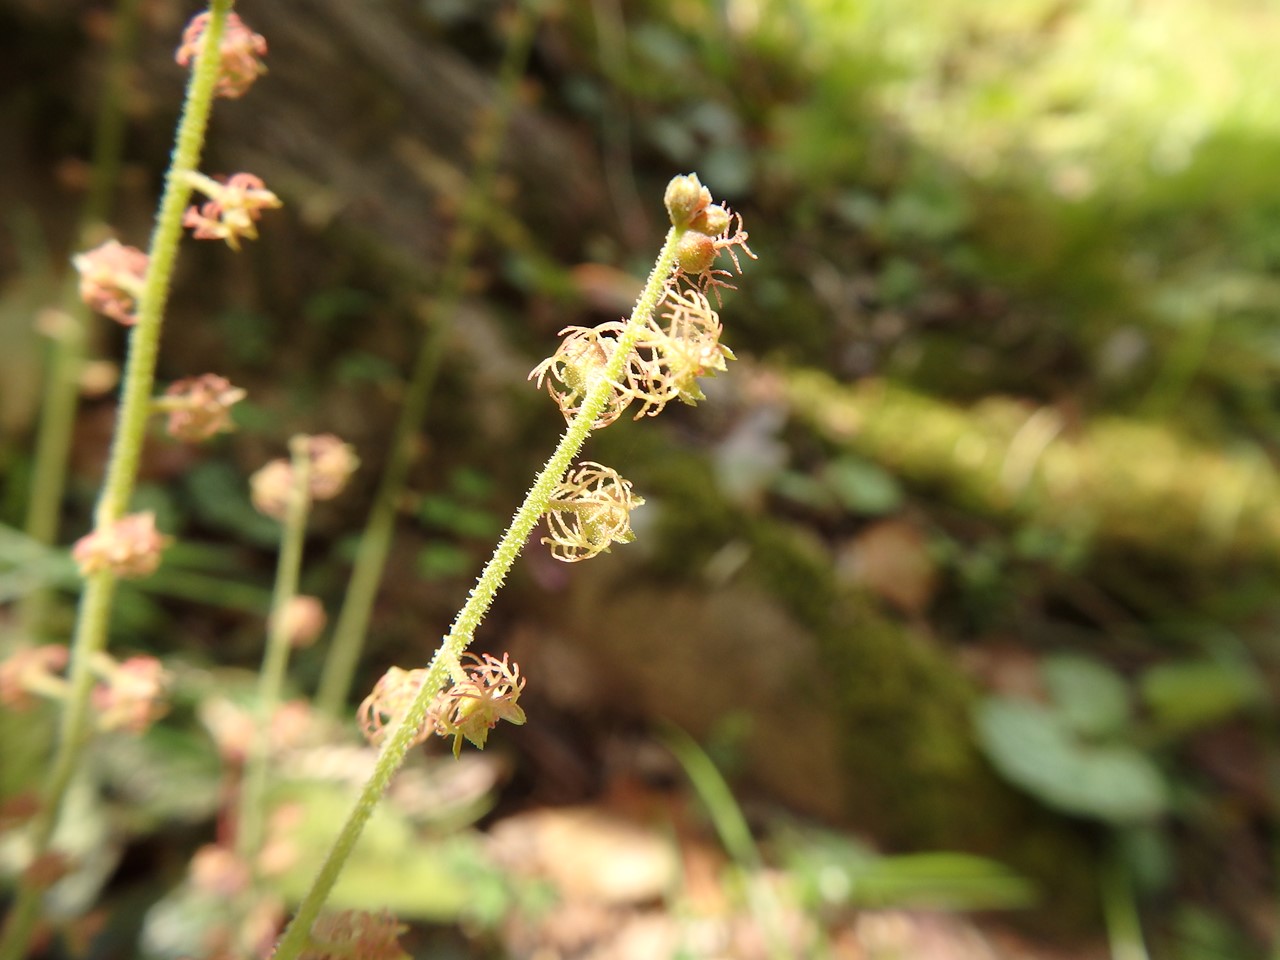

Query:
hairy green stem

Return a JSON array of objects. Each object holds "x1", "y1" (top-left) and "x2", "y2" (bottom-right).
[
  {"x1": 19, "y1": 0, "x2": 141, "y2": 638},
  {"x1": 314, "y1": 1, "x2": 540, "y2": 717},
  {"x1": 0, "y1": 5, "x2": 230, "y2": 957},
  {"x1": 271, "y1": 224, "x2": 684, "y2": 960},
  {"x1": 238, "y1": 441, "x2": 313, "y2": 870}
]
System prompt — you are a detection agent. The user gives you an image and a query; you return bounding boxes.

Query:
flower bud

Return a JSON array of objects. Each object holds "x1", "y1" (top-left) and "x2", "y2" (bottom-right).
[
  {"x1": 664, "y1": 173, "x2": 711, "y2": 228},
  {"x1": 72, "y1": 512, "x2": 169, "y2": 579},
  {"x1": 675, "y1": 231, "x2": 717, "y2": 275},
  {"x1": 691, "y1": 203, "x2": 731, "y2": 237}
]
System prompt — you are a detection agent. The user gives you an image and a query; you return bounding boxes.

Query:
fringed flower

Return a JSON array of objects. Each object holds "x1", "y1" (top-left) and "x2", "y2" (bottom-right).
[
  {"x1": 529, "y1": 322, "x2": 632, "y2": 428},
  {"x1": 430, "y1": 652, "x2": 527, "y2": 757},
  {"x1": 175, "y1": 12, "x2": 268, "y2": 99},
  {"x1": 357, "y1": 666, "x2": 433, "y2": 748},
  {"x1": 626, "y1": 287, "x2": 735, "y2": 417},
  {"x1": 183, "y1": 172, "x2": 281, "y2": 251},
  {"x1": 72, "y1": 239, "x2": 148, "y2": 326},
  {"x1": 542, "y1": 461, "x2": 644, "y2": 562}
]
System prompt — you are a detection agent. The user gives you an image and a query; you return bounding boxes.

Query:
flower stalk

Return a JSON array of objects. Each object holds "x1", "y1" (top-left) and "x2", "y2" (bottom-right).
[
  {"x1": 237, "y1": 438, "x2": 313, "y2": 873},
  {"x1": 270, "y1": 222, "x2": 686, "y2": 960},
  {"x1": 314, "y1": 0, "x2": 541, "y2": 717},
  {"x1": 0, "y1": 4, "x2": 232, "y2": 956}
]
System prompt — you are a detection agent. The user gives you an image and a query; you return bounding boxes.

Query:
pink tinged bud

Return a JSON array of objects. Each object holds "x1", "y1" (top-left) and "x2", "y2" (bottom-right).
[
  {"x1": 675, "y1": 231, "x2": 717, "y2": 275},
  {"x1": 664, "y1": 173, "x2": 711, "y2": 228},
  {"x1": 162, "y1": 373, "x2": 246, "y2": 442},
  {"x1": 273, "y1": 595, "x2": 327, "y2": 648},
  {"x1": 250, "y1": 459, "x2": 294, "y2": 520},
  {"x1": 92, "y1": 655, "x2": 170, "y2": 733},
  {"x1": 691, "y1": 203, "x2": 731, "y2": 236},
  {"x1": 183, "y1": 172, "x2": 282, "y2": 251},
  {"x1": 72, "y1": 239, "x2": 149, "y2": 326},
  {"x1": 175, "y1": 12, "x2": 268, "y2": 100},
  {"x1": 302, "y1": 434, "x2": 360, "y2": 501},
  {"x1": 250, "y1": 435, "x2": 360, "y2": 519},
  {"x1": 0, "y1": 645, "x2": 69, "y2": 711},
  {"x1": 72, "y1": 512, "x2": 169, "y2": 579}
]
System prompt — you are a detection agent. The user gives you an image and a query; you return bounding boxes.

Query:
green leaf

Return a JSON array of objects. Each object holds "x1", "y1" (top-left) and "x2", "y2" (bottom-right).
[
  {"x1": 1042, "y1": 654, "x2": 1131, "y2": 739},
  {"x1": 824, "y1": 455, "x2": 904, "y2": 515},
  {"x1": 1140, "y1": 659, "x2": 1263, "y2": 733},
  {"x1": 975, "y1": 698, "x2": 1168, "y2": 824}
]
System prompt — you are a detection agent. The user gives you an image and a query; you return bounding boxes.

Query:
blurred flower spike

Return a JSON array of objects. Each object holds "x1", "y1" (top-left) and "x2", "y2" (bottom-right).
[
  {"x1": 183, "y1": 172, "x2": 281, "y2": 251},
  {"x1": 72, "y1": 239, "x2": 148, "y2": 326},
  {"x1": 159, "y1": 373, "x2": 246, "y2": 441},
  {"x1": 358, "y1": 654, "x2": 527, "y2": 758},
  {"x1": 72, "y1": 511, "x2": 169, "y2": 579},
  {"x1": 175, "y1": 11, "x2": 268, "y2": 100},
  {"x1": 543, "y1": 461, "x2": 643, "y2": 562},
  {"x1": 251, "y1": 434, "x2": 359, "y2": 519},
  {"x1": 91, "y1": 655, "x2": 171, "y2": 734}
]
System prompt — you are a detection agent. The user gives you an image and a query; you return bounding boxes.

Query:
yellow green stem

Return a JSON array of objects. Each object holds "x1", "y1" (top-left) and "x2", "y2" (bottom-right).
[{"x1": 270, "y1": 223, "x2": 685, "y2": 960}]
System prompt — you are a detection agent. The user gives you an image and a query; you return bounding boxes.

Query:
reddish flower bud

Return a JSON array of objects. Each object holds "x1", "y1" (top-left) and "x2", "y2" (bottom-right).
[
  {"x1": 72, "y1": 512, "x2": 169, "y2": 579},
  {"x1": 175, "y1": 12, "x2": 268, "y2": 100},
  {"x1": 664, "y1": 173, "x2": 711, "y2": 228},
  {"x1": 72, "y1": 239, "x2": 148, "y2": 326},
  {"x1": 161, "y1": 373, "x2": 246, "y2": 442}
]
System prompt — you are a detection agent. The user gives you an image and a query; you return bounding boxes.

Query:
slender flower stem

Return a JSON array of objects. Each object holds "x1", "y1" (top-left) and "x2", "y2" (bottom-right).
[
  {"x1": 238, "y1": 441, "x2": 312, "y2": 870},
  {"x1": 19, "y1": 0, "x2": 142, "y2": 638},
  {"x1": 314, "y1": 0, "x2": 540, "y2": 717},
  {"x1": 0, "y1": 5, "x2": 231, "y2": 957},
  {"x1": 271, "y1": 225, "x2": 685, "y2": 960}
]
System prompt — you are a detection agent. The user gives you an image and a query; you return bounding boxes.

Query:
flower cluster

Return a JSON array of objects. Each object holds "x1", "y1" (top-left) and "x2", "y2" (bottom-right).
[
  {"x1": 542, "y1": 462, "x2": 644, "y2": 562},
  {"x1": 91, "y1": 654, "x2": 171, "y2": 733},
  {"x1": 72, "y1": 511, "x2": 169, "y2": 579},
  {"x1": 358, "y1": 653, "x2": 526, "y2": 757},
  {"x1": 528, "y1": 174, "x2": 750, "y2": 565},
  {"x1": 183, "y1": 172, "x2": 281, "y2": 251},
  {"x1": 251, "y1": 434, "x2": 360, "y2": 519},
  {"x1": 175, "y1": 11, "x2": 268, "y2": 100},
  {"x1": 72, "y1": 239, "x2": 148, "y2": 326},
  {"x1": 158, "y1": 373, "x2": 246, "y2": 442}
]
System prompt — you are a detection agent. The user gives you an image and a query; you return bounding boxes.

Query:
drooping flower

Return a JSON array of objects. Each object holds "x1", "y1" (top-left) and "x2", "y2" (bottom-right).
[
  {"x1": 72, "y1": 512, "x2": 169, "y2": 579},
  {"x1": 175, "y1": 12, "x2": 268, "y2": 100},
  {"x1": 159, "y1": 373, "x2": 246, "y2": 442},
  {"x1": 72, "y1": 239, "x2": 148, "y2": 326},
  {"x1": 529, "y1": 322, "x2": 632, "y2": 428},
  {"x1": 0, "y1": 645, "x2": 69, "y2": 711},
  {"x1": 542, "y1": 461, "x2": 644, "y2": 562},
  {"x1": 429, "y1": 652, "x2": 527, "y2": 757},
  {"x1": 357, "y1": 666, "x2": 433, "y2": 748},
  {"x1": 183, "y1": 172, "x2": 281, "y2": 251}
]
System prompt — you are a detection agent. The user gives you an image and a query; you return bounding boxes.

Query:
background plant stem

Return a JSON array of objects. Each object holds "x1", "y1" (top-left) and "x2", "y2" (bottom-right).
[
  {"x1": 237, "y1": 440, "x2": 312, "y2": 871},
  {"x1": 0, "y1": 5, "x2": 231, "y2": 956},
  {"x1": 314, "y1": 0, "x2": 540, "y2": 718},
  {"x1": 271, "y1": 223, "x2": 684, "y2": 960}
]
